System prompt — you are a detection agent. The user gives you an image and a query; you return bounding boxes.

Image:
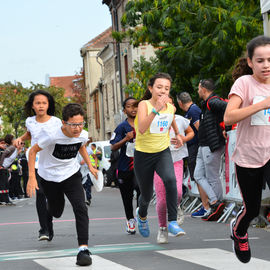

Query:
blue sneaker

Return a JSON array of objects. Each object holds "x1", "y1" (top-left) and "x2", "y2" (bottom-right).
[
  {"x1": 136, "y1": 208, "x2": 150, "y2": 237},
  {"x1": 168, "y1": 221, "x2": 186, "y2": 237},
  {"x1": 191, "y1": 206, "x2": 206, "y2": 218}
]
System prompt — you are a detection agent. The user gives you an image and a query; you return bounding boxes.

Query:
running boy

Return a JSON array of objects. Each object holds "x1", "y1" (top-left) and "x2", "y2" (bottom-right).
[
  {"x1": 27, "y1": 103, "x2": 98, "y2": 267},
  {"x1": 110, "y1": 97, "x2": 140, "y2": 235}
]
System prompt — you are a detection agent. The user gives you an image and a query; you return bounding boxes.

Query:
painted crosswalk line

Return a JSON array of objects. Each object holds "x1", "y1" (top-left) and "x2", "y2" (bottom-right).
[
  {"x1": 0, "y1": 243, "x2": 163, "y2": 261},
  {"x1": 35, "y1": 255, "x2": 133, "y2": 270},
  {"x1": 157, "y1": 248, "x2": 270, "y2": 269}
]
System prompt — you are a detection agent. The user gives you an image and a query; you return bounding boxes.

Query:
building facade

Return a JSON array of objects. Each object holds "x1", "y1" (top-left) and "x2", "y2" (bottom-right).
[{"x1": 81, "y1": 0, "x2": 156, "y2": 141}]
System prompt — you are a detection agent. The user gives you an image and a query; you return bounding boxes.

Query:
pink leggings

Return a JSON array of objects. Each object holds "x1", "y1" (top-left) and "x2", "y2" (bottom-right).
[{"x1": 153, "y1": 159, "x2": 183, "y2": 227}]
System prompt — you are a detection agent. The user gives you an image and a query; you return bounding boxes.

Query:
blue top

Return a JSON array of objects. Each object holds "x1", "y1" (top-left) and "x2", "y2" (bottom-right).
[
  {"x1": 184, "y1": 103, "x2": 201, "y2": 146},
  {"x1": 110, "y1": 119, "x2": 135, "y2": 172}
]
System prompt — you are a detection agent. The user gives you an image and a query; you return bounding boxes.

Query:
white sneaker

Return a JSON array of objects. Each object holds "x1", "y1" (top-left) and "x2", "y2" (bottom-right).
[
  {"x1": 126, "y1": 218, "x2": 136, "y2": 234},
  {"x1": 157, "y1": 227, "x2": 168, "y2": 244},
  {"x1": 177, "y1": 205, "x2": 184, "y2": 225}
]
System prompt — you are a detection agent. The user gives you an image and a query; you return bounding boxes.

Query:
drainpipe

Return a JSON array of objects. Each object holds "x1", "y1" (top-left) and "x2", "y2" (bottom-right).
[
  {"x1": 112, "y1": 0, "x2": 123, "y2": 106},
  {"x1": 96, "y1": 55, "x2": 106, "y2": 140}
]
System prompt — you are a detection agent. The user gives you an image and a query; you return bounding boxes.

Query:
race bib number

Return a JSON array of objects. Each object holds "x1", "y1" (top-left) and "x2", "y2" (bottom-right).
[
  {"x1": 150, "y1": 114, "x2": 173, "y2": 134},
  {"x1": 126, "y1": 142, "x2": 135, "y2": 157},
  {"x1": 251, "y1": 96, "x2": 270, "y2": 125}
]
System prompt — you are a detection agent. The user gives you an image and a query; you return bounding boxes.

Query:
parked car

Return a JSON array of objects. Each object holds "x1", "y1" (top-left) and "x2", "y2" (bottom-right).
[{"x1": 89, "y1": 141, "x2": 111, "y2": 186}]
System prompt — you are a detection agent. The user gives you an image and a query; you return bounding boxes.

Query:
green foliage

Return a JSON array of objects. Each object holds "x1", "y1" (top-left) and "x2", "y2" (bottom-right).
[
  {"x1": 123, "y1": 56, "x2": 160, "y2": 99},
  {"x1": 0, "y1": 82, "x2": 69, "y2": 137},
  {"x1": 118, "y1": 0, "x2": 262, "y2": 101}
]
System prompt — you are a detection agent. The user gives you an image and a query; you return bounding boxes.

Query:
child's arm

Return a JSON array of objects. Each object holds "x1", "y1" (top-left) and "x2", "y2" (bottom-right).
[
  {"x1": 224, "y1": 94, "x2": 270, "y2": 125},
  {"x1": 14, "y1": 131, "x2": 31, "y2": 147},
  {"x1": 171, "y1": 117, "x2": 183, "y2": 148},
  {"x1": 111, "y1": 131, "x2": 134, "y2": 151},
  {"x1": 79, "y1": 145, "x2": 98, "y2": 179},
  {"x1": 182, "y1": 125, "x2": 194, "y2": 143},
  {"x1": 27, "y1": 144, "x2": 41, "y2": 197}
]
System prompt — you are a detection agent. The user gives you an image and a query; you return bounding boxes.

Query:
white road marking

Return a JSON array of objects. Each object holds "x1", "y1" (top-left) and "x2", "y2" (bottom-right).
[
  {"x1": 35, "y1": 255, "x2": 134, "y2": 270},
  {"x1": 203, "y1": 237, "x2": 259, "y2": 242},
  {"x1": 157, "y1": 248, "x2": 270, "y2": 269}
]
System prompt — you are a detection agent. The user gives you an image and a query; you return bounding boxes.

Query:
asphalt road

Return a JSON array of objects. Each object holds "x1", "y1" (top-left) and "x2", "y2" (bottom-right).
[{"x1": 0, "y1": 187, "x2": 270, "y2": 270}]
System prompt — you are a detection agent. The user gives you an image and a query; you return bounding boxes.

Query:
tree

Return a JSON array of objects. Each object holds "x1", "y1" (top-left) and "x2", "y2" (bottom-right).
[
  {"x1": 114, "y1": 0, "x2": 262, "y2": 100},
  {"x1": 70, "y1": 70, "x2": 87, "y2": 113},
  {"x1": 0, "y1": 82, "x2": 69, "y2": 137},
  {"x1": 123, "y1": 56, "x2": 159, "y2": 99}
]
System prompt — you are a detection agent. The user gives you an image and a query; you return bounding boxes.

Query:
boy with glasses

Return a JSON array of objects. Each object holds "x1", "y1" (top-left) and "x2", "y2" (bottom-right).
[{"x1": 26, "y1": 103, "x2": 98, "y2": 267}]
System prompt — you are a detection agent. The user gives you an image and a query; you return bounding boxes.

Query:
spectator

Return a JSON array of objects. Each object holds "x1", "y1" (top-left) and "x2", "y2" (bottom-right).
[
  {"x1": 105, "y1": 149, "x2": 120, "y2": 187},
  {"x1": 18, "y1": 146, "x2": 29, "y2": 198},
  {"x1": 0, "y1": 134, "x2": 20, "y2": 205},
  {"x1": 78, "y1": 140, "x2": 96, "y2": 206},
  {"x1": 9, "y1": 155, "x2": 24, "y2": 200},
  {"x1": 89, "y1": 144, "x2": 100, "y2": 169},
  {"x1": 193, "y1": 79, "x2": 227, "y2": 221}
]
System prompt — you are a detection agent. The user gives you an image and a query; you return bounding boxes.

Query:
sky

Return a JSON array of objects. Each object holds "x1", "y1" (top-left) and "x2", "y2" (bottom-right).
[{"x1": 0, "y1": 0, "x2": 112, "y2": 87}]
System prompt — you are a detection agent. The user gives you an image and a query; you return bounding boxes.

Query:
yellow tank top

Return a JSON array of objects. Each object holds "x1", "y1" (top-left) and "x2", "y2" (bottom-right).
[{"x1": 135, "y1": 100, "x2": 174, "y2": 153}]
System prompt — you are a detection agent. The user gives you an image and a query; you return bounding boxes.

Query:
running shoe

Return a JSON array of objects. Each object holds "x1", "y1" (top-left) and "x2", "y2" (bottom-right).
[
  {"x1": 202, "y1": 201, "x2": 225, "y2": 221},
  {"x1": 76, "y1": 249, "x2": 92, "y2": 266},
  {"x1": 168, "y1": 221, "x2": 186, "y2": 237},
  {"x1": 230, "y1": 218, "x2": 251, "y2": 263},
  {"x1": 177, "y1": 205, "x2": 184, "y2": 225},
  {"x1": 157, "y1": 227, "x2": 168, "y2": 244},
  {"x1": 38, "y1": 229, "x2": 49, "y2": 241},
  {"x1": 191, "y1": 206, "x2": 206, "y2": 218},
  {"x1": 126, "y1": 218, "x2": 136, "y2": 235},
  {"x1": 136, "y1": 208, "x2": 150, "y2": 237}
]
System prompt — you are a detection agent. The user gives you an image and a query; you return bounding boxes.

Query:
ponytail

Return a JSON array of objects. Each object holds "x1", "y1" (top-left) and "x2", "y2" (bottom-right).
[{"x1": 232, "y1": 57, "x2": 253, "y2": 81}]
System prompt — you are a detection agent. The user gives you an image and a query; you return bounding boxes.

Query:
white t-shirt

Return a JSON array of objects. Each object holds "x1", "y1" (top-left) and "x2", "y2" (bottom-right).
[
  {"x1": 26, "y1": 116, "x2": 62, "y2": 168},
  {"x1": 169, "y1": 114, "x2": 190, "y2": 163},
  {"x1": 26, "y1": 116, "x2": 62, "y2": 146},
  {"x1": 37, "y1": 128, "x2": 88, "y2": 182}
]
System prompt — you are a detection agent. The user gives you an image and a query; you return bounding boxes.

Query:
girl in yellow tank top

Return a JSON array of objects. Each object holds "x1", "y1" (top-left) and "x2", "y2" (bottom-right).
[{"x1": 134, "y1": 72, "x2": 185, "y2": 239}]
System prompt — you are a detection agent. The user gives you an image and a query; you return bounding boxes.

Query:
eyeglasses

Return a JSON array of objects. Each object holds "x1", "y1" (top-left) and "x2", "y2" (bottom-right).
[{"x1": 64, "y1": 121, "x2": 85, "y2": 128}]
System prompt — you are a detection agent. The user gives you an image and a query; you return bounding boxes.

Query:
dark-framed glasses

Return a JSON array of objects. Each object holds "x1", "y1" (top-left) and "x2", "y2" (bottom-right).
[{"x1": 65, "y1": 121, "x2": 85, "y2": 128}]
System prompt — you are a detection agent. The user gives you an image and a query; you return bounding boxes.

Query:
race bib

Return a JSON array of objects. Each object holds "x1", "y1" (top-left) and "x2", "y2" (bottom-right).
[
  {"x1": 150, "y1": 114, "x2": 173, "y2": 134},
  {"x1": 251, "y1": 96, "x2": 270, "y2": 125},
  {"x1": 126, "y1": 142, "x2": 135, "y2": 157}
]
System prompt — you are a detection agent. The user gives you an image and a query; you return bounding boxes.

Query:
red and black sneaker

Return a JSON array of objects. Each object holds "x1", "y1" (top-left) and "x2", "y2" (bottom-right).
[
  {"x1": 230, "y1": 218, "x2": 251, "y2": 263},
  {"x1": 201, "y1": 201, "x2": 225, "y2": 221}
]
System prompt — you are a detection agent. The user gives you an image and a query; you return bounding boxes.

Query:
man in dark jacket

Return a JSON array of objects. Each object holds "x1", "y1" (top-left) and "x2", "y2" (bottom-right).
[{"x1": 194, "y1": 79, "x2": 227, "y2": 221}]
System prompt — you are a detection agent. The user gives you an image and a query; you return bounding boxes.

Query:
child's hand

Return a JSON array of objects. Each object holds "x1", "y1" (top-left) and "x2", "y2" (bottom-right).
[
  {"x1": 172, "y1": 134, "x2": 183, "y2": 148},
  {"x1": 90, "y1": 167, "x2": 99, "y2": 180},
  {"x1": 26, "y1": 176, "x2": 39, "y2": 197},
  {"x1": 125, "y1": 131, "x2": 134, "y2": 141}
]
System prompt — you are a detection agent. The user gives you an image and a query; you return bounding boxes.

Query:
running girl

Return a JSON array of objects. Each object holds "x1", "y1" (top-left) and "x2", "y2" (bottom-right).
[
  {"x1": 14, "y1": 90, "x2": 62, "y2": 241},
  {"x1": 154, "y1": 96, "x2": 194, "y2": 243},
  {"x1": 224, "y1": 35, "x2": 270, "y2": 264},
  {"x1": 134, "y1": 72, "x2": 184, "y2": 238}
]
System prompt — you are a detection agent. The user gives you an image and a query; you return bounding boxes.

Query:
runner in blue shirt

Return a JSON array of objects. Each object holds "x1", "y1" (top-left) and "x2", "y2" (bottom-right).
[{"x1": 110, "y1": 97, "x2": 140, "y2": 235}]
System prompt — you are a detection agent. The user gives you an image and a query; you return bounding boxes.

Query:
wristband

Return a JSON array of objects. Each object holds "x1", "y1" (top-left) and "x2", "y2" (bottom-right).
[{"x1": 152, "y1": 108, "x2": 160, "y2": 115}]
